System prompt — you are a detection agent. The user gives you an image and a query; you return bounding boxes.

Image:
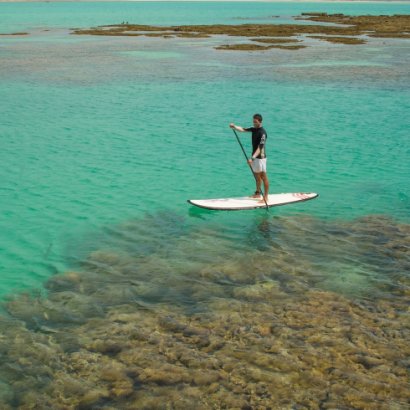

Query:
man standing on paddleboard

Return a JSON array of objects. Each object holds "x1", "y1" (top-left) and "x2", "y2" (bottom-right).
[{"x1": 230, "y1": 114, "x2": 269, "y2": 203}]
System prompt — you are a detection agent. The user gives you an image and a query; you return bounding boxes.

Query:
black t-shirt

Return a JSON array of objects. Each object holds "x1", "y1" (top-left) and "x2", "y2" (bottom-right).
[{"x1": 244, "y1": 126, "x2": 267, "y2": 159}]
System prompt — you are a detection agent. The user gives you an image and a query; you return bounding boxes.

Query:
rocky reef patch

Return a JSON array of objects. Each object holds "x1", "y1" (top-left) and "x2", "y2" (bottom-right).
[
  {"x1": 1, "y1": 213, "x2": 409, "y2": 408},
  {"x1": 0, "y1": 32, "x2": 28, "y2": 36},
  {"x1": 72, "y1": 13, "x2": 410, "y2": 51}
]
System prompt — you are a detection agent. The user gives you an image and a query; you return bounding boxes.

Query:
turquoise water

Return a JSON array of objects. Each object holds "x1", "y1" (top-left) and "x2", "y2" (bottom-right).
[
  {"x1": 1, "y1": 2, "x2": 409, "y2": 298},
  {"x1": 0, "y1": 3, "x2": 409, "y2": 406},
  {"x1": 1, "y1": 1, "x2": 410, "y2": 32}
]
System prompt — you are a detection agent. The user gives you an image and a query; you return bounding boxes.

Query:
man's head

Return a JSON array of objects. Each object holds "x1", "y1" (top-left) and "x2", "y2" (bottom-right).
[{"x1": 253, "y1": 113, "x2": 263, "y2": 127}]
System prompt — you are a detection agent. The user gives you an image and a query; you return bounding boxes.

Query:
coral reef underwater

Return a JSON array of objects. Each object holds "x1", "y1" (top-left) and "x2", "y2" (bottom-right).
[{"x1": 1, "y1": 213, "x2": 409, "y2": 409}]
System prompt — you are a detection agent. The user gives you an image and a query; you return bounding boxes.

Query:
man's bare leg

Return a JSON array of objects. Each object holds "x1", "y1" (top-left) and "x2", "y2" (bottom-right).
[
  {"x1": 250, "y1": 173, "x2": 262, "y2": 198},
  {"x1": 259, "y1": 172, "x2": 269, "y2": 203}
]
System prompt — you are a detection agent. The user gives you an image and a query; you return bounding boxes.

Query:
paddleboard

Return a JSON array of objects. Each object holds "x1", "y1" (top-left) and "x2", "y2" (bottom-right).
[{"x1": 188, "y1": 192, "x2": 318, "y2": 211}]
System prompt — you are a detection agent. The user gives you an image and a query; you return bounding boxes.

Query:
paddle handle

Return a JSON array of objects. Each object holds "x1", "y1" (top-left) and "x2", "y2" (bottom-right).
[{"x1": 232, "y1": 128, "x2": 269, "y2": 210}]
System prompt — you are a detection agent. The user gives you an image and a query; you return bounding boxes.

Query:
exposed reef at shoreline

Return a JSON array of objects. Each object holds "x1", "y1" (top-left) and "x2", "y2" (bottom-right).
[
  {"x1": 0, "y1": 32, "x2": 28, "y2": 36},
  {"x1": 72, "y1": 13, "x2": 410, "y2": 51},
  {"x1": 0, "y1": 213, "x2": 409, "y2": 408},
  {"x1": 215, "y1": 43, "x2": 306, "y2": 51},
  {"x1": 307, "y1": 35, "x2": 366, "y2": 45}
]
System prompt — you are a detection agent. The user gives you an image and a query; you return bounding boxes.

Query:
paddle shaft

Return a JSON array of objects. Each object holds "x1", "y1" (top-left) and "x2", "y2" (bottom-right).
[{"x1": 232, "y1": 129, "x2": 269, "y2": 209}]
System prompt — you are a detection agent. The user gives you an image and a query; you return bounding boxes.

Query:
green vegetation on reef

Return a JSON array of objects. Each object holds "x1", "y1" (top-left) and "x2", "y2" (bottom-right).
[{"x1": 72, "y1": 13, "x2": 410, "y2": 51}]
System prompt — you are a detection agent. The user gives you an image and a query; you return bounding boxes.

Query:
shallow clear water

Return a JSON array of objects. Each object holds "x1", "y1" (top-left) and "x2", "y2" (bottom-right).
[
  {"x1": 0, "y1": 2, "x2": 409, "y2": 408},
  {"x1": 1, "y1": 7, "x2": 409, "y2": 296}
]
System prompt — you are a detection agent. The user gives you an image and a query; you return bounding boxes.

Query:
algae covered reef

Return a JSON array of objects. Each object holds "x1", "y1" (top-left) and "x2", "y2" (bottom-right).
[
  {"x1": 72, "y1": 13, "x2": 410, "y2": 50},
  {"x1": 0, "y1": 33, "x2": 28, "y2": 37},
  {"x1": 1, "y1": 213, "x2": 409, "y2": 409}
]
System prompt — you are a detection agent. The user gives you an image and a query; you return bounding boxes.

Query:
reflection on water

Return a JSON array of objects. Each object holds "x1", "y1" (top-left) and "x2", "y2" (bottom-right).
[{"x1": 1, "y1": 212, "x2": 409, "y2": 408}]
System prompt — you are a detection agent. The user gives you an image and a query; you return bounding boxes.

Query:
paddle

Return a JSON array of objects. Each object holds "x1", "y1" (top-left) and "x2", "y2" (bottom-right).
[{"x1": 232, "y1": 128, "x2": 269, "y2": 210}]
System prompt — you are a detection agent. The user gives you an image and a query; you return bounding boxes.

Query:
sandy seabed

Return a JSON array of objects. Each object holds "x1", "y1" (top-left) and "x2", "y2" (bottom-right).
[{"x1": 1, "y1": 213, "x2": 409, "y2": 409}]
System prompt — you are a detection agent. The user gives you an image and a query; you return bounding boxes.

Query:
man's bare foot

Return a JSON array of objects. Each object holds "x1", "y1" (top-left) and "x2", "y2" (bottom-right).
[
  {"x1": 250, "y1": 191, "x2": 261, "y2": 199},
  {"x1": 258, "y1": 196, "x2": 269, "y2": 203}
]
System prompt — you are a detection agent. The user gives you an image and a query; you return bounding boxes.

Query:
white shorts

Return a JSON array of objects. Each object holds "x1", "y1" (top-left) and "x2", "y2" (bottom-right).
[{"x1": 251, "y1": 158, "x2": 267, "y2": 173}]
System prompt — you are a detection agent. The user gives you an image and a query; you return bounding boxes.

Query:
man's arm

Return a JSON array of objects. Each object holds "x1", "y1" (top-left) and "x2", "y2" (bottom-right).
[
  {"x1": 246, "y1": 147, "x2": 261, "y2": 164},
  {"x1": 249, "y1": 132, "x2": 266, "y2": 161},
  {"x1": 229, "y1": 123, "x2": 248, "y2": 132},
  {"x1": 251, "y1": 147, "x2": 261, "y2": 159}
]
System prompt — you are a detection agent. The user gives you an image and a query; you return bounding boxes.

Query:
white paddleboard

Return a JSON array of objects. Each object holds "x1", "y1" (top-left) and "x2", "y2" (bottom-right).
[{"x1": 188, "y1": 192, "x2": 318, "y2": 211}]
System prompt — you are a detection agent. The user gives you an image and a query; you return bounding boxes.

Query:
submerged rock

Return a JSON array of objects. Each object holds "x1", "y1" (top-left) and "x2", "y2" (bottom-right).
[{"x1": 0, "y1": 214, "x2": 408, "y2": 408}]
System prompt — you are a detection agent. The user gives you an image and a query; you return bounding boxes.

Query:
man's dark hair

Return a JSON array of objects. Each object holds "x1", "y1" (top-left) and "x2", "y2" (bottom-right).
[{"x1": 253, "y1": 113, "x2": 263, "y2": 122}]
